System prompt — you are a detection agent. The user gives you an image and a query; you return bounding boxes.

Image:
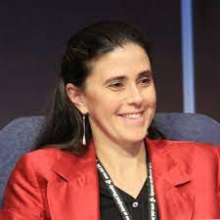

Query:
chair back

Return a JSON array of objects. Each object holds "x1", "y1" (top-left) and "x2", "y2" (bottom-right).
[{"x1": 0, "y1": 113, "x2": 220, "y2": 206}]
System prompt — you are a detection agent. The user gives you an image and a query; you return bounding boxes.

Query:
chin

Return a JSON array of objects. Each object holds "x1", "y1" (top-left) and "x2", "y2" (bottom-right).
[{"x1": 121, "y1": 133, "x2": 147, "y2": 145}]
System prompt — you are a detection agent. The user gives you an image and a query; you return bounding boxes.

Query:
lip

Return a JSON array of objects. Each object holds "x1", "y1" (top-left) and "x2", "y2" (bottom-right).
[
  {"x1": 118, "y1": 111, "x2": 144, "y2": 116},
  {"x1": 118, "y1": 112, "x2": 145, "y2": 123}
]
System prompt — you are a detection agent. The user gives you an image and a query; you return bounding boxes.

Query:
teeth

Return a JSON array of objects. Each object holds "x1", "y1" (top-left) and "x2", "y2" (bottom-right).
[{"x1": 123, "y1": 113, "x2": 142, "y2": 119}]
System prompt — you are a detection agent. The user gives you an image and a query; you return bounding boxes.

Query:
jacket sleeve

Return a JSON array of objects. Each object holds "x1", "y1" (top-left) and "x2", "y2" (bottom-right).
[
  {"x1": 0, "y1": 154, "x2": 45, "y2": 220},
  {"x1": 214, "y1": 147, "x2": 220, "y2": 210}
]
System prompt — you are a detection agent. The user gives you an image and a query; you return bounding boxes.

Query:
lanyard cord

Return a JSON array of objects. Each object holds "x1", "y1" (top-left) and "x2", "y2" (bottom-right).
[{"x1": 96, "y1": 151, "x2": 159, "y2": 220}]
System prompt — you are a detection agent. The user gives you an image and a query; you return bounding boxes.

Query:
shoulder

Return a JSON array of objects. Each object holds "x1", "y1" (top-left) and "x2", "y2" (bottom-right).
[
  {"x1": 12, "y1": 147, "x2": 76, "y2": 182},
  {"x1": 1, "y1": 148, "x2": 75, "y2": 218},
  {"x1": 16, "y1": 147, "x2": 62, "y2": 169},
  {"x1": 165, "y1": 139, "x2": 220, "y2": 157},
  {"x1": 149, "y1": 138, "x2": 220, "y2": 154},
  {"x1": 148, "y1": 138, "x2": 220, "y2": 166},
  {"x1": 147, "y1": 139, "x2": 220, "y2": 188}
]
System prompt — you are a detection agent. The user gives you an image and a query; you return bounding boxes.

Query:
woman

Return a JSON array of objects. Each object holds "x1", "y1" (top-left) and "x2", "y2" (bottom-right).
[{"x1": 0, "y1": 21, "x2": 220, "y2": 220}]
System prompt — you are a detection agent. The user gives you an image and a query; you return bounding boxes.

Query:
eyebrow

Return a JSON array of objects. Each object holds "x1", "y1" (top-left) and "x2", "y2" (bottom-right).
[{"x1": 103, "y1": 70, "x2": 153, "y2": 85}]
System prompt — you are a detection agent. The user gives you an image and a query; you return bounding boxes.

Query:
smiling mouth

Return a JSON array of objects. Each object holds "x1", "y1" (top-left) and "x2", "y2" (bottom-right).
[{"x1": 119, "y1": 113, "x2": 143, "y2": 119}]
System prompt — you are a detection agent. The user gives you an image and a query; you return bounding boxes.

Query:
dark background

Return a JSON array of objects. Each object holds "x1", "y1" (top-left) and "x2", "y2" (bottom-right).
[{"x1": 0, "y1": 0, "x2": 219, "y2": 129}]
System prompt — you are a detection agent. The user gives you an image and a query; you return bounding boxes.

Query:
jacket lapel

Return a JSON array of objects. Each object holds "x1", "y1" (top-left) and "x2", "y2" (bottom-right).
[
  {"x1": 146, "y1": 138, "x2": 194, "y2": 220},
  {"x1": 47, "y1": 142, "x2": 100, "y2": 220}
]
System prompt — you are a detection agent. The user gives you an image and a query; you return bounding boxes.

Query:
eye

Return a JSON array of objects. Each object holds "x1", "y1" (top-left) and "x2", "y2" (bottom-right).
[
  {"x1": 138, "y1": 76, "x2": 152, "y2": 86},
  {"x1": 108, "y1": 81, "x2": 124, "y2": 90}
]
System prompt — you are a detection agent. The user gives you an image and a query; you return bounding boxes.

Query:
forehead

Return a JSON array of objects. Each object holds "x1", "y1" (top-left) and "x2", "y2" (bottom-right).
[{"x1": 88, "y1": 43, "x2": 151, "y2": 81}]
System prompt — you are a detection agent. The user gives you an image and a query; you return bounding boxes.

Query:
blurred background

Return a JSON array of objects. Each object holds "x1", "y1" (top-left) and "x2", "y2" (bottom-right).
[{"x1": 0, "y1": 0, "x2": 219, "y2": 129}]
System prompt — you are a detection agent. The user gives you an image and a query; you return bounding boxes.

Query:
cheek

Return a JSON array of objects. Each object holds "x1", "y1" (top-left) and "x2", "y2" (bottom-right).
[
  {"x1": 150, "y1": 94, "x2": 157, "y2": 107},
  {"x1": 85, "y1": 92, "x2": 119, "y2": 116},
  {"x1": 143, "y1": 89, "x2": 157, "y2": 107},
  {"x1": 144, "y1": 94, "x2": 156, "y2": 108}
]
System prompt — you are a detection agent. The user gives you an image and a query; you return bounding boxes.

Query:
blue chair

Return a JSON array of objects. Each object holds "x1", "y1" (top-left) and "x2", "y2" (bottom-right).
[{"x1": 0, "y1": 113, "x2": 220, "y2": 206}]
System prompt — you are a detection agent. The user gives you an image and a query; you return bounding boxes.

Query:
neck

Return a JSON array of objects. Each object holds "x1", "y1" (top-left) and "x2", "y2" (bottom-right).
[
  {"x1": 94, "y1": 137, "x2": 148, "y2": 198},
  {"x1": 94, "y1": 137, "x2": 147, "y2": 174}
]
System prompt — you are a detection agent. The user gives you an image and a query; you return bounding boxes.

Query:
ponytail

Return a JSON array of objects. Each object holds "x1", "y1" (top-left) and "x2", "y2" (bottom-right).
[{"x1": 35, "y1": 75, "x2": 91, "y2": 154}]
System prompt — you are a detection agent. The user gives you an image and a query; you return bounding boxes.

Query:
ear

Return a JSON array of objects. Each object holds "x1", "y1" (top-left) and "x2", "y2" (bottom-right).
[{"x1": 66, "y1": 83, "x2": 88, "y2": 114}]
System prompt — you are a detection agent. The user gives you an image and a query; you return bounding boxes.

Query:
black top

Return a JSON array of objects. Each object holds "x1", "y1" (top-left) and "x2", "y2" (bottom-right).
[{"x1": 99, "y1": 172, "x2": 149, "y2": 220}]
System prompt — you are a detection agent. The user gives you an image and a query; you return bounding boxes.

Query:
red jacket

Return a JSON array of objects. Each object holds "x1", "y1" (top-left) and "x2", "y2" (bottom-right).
[{"x1": 1, "y1": 138, "x2": 220, "y2": 220}]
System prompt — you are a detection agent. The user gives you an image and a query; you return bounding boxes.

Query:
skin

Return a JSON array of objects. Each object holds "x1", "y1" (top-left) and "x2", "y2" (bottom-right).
[{"x1": 66, "y1": 43, "x2": 157, "y2": 198}]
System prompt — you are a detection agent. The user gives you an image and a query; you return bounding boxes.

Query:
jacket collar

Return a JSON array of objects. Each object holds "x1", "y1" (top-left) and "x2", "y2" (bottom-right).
[
  {"x1": 146, "y1": 138, "x2": 191, "y2": 186},
  {"x1": 147, "y1": 138, "x2": 194, "y2": 220},
  {"x1": 47, "y1": 138, "x2": 194, "y2": 220},
  {"x1": 47, "y1": 141, "x2": 100, "y2": 220},
  {"x1": 51, "y1": 141, "x2": 97, "y2": 182}
]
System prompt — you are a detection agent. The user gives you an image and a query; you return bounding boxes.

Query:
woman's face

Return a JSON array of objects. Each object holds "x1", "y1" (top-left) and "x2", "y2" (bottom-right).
[{"x1": 78, "y1": 43, "x2": 156, "y2": 146}]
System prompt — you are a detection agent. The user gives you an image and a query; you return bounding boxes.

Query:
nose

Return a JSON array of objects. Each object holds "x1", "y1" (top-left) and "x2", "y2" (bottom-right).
[{"x1": 126, "y1": 84, "x2": 144, "y2": 107}]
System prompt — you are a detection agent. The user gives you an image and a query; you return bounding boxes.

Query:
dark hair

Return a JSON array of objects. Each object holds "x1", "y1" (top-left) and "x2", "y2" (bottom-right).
[{"x1": 35, "y1": 21, "x2": 164, "y2": 154}]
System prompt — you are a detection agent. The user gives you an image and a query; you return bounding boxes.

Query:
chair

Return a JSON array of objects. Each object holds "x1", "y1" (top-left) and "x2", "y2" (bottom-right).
[{"x1": 0, "y1": 113, "x2": 220, "y2": 206}]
